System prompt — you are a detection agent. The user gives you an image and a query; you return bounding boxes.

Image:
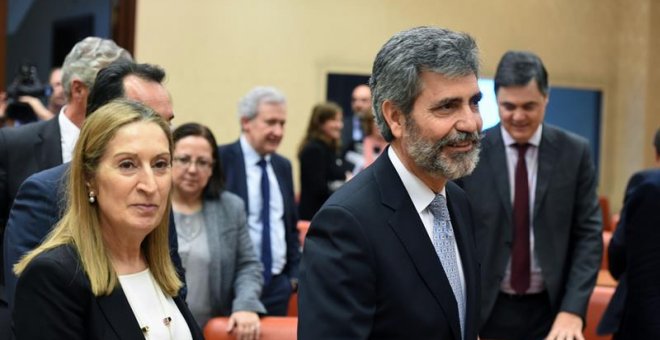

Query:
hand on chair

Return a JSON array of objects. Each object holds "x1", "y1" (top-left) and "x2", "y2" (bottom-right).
[{"x1": 227, "y1": 311, "x2": 260, "y2": 340}]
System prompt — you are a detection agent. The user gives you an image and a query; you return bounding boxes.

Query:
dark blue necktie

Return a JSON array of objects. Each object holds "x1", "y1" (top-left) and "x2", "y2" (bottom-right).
[{"x1": 257, "y1": 158, "x2": 272, "y2": 285}]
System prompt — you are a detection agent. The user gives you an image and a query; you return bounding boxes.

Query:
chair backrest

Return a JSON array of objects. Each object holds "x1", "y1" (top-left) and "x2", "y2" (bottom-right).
[
  {"x1": 297, "y1": 220, "x2": 311, "y2": 247},
  {"x1": 599, "y1": 196, "x2": 613, "y2": 232},
  {"x1": 601, "y1": 231, "x2": 612, "y2": 270},
  {"x1": 584, "y1": 285, "x2": 615, "y2": 340},
  {"x1": 287, "y1": 292, "x2": 298, "y2": 317},
  {"x1": 204, "y1": 317, "x2": 298, "y2": 340}
]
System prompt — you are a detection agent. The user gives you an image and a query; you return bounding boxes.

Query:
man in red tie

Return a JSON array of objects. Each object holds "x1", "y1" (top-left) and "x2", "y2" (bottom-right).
[{"x1": 457, "y1": 51, "x2": 602, "y2": 340}]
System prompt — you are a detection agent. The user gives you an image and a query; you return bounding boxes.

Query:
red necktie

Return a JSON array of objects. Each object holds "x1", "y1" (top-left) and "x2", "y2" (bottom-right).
[{"x1": 511, "y1": 143, "x2": 530, "y2": 294}]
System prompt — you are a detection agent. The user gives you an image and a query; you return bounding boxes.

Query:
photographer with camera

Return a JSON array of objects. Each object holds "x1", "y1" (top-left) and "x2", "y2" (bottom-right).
[{"x1": 0, "y1": 65, "x2": 66, "y2": 128}]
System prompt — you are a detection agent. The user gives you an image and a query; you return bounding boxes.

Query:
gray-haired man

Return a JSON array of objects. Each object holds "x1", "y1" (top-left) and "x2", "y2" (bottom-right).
[
  {"x1": 299, "y1": 26, "x2": 483, "y2": 339},
  {"x1": 218, "y1": 87, "x2": 300, "y2": 316}
]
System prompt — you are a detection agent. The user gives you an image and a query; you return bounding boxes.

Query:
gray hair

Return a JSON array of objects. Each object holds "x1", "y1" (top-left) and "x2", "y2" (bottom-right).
[
  {"x1": 369, "y1": 26, "x2": 479, "y2": 142},
  {"x1": 237, "y1": 86, "x2": 287, "y2": 121},
  {"x1": 61, "y1": 37, "x2": 133, "y2": 99}
]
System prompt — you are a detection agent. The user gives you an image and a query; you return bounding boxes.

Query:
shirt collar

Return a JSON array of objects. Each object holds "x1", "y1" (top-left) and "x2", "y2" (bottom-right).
[
  {"x1": 240, "y1": 134, "x2": 271, "y2": 165},
  {"x1": 387, "y1": 147, "x2": 446, "y2": 214},
  {"x1": 500, "y1": 124, "x2": 543, "y2": 147}
]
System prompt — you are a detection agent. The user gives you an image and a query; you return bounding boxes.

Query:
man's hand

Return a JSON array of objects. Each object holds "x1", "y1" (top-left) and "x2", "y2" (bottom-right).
[
  {"x1": 545, "y1": 311, "x2": 584, "y2": 340},
  {"x1": 227, "y1": 310, "x2": 260, "y2": 340}
]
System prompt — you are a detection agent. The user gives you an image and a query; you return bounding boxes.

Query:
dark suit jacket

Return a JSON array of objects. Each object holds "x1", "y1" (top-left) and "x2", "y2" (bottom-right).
[
  {"x1": 298, "y1": 138, "x2": 349, "y2": 220},
  {"x1": 3, "y1": 163, "x2": 185, "y2": 310},
  {"x1": 217, "y1": 140, "x2": 300, "y2": 280},
  {"x1": 599, "y1": 169, "x2": 660, "y2": 338},
  {"x1": 298, "y1": 150, "x2": 481, "y2": 339},
  {"x1": 13, "y1": 244, "x2": 203, "y2": 340},
  {"x1": 457, "y1": 124, "x2": 602, "y2": 327},
  {"x1": 0, "y1": 118, "x2": 62, "y2": 289}
]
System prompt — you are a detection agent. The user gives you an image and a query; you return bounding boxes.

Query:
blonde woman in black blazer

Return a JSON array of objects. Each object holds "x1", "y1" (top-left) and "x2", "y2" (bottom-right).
[{"x1": 12, "y1": 100, "x2": 203, "y2": 339}]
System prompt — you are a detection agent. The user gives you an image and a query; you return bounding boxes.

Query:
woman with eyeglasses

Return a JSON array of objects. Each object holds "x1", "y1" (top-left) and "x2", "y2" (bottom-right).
[{"x1": 171, "y1": 122, "x2": 264, "y2": 339}]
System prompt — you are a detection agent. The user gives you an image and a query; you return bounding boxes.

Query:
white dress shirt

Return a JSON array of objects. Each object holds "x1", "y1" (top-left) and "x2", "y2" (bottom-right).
[{"x1": 58, "y1": 106, "x2": 80, "y2": 163}]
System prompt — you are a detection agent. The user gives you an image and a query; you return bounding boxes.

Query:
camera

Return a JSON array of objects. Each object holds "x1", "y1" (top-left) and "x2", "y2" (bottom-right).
[{"x1": 5, "y1": 62, "x2": 52, "y2": 124}]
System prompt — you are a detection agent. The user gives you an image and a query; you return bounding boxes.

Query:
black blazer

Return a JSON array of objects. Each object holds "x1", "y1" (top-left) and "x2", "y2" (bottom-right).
[
  {"x1": 0, "y1": 118, "x2": 62, "y2": 291},
  {"x1": 218, "y1": 140, "x2": 300, "y2": 280},
  {"x1": 298, "y1": 149, "x2": 481, "y2": 339},
  {"x1": 13, "y1": 245, "x2": 203, "y2": 340},
  {"x1": 456, "y1": 124, "x2": 602, "y2": 326},
  {"x1": 298, "y1": 138, "x2": 349, "y2": 220},
  {"x1": 3, "y1": 163, "x2": 185, "y2": 310},
  {"x1": 599, "y1": 169, "x2": 660, "y2": 338},
  {"x1": 0, "y1": 118, "x2": 62, "y2": 230}
]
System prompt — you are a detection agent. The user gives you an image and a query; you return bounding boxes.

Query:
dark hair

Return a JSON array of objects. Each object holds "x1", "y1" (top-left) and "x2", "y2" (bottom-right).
[
  {"x1": 86, "y1": 61, "x2": 166, "y2": 115},
  {"x1": 172, "y1": 123, "x2": 225, "y2": 199},
  {"x1": 370, "y1": 26, "x2": 479, "y2": 142},
  {"x1": 494, "y1": 51, "x2": 548, "y2": 96},
  {"x1": 654, "y1": 128, "x2": 660, "y2": 156},
  {"x1": 298, "y1": 102, "x2": 343, "y2": 155}
]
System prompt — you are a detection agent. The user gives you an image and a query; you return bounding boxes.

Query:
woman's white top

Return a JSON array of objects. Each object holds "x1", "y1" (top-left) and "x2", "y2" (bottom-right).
[{"x1": 119, "y1": 269, "x2": 193, "y2": 340}]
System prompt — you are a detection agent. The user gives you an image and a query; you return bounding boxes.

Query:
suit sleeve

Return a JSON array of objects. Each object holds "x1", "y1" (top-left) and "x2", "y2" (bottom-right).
[
  {"x1": 13, "y1": 254, "x2": 88, "y2": 339},
  {"x1": 3, "y1": 173, "x2": 61, "y2": 308},
  {"x1": 607, "y1": 173, "x2": 643, "y2": 280},
  {"x1": 298, "y1": 204, "x2": 376, "y2": 339},
  {"x1": 230, "y1": 197, "x2": 267, "y2": 314},
  {"x1": 559, "y1": 141, "x2": 603, "y2": 318},
  {"x1": 0, "y1": 129, "x2": 9, "y2": 230}
]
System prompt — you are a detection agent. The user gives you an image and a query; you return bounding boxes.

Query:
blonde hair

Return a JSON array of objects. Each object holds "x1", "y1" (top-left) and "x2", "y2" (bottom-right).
[{"x1": 15, "y1": 99, "x2": 182, "y2": 297}]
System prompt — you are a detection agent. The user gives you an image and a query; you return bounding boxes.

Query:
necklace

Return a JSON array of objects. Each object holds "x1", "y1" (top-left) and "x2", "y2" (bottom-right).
[{"x1": 120, "y1": 269, "x2": 174, "y2": 340}]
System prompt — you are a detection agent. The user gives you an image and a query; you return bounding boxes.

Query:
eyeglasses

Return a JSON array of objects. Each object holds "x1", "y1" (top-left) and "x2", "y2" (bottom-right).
[{"x1": 172, "y1": 156, "x2": 214, "y2": 171}]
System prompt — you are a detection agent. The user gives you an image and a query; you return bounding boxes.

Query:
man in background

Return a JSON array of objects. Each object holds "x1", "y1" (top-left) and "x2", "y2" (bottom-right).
[
  {"x1": 458, "y1": 51, "x2": 602, "y2": 340},
  {"x1": 341, "y1": 84, "x2": 372, "y2": 154},
  {"x1": 218, "y1": 86, "x2": 300, "y2": 316}
]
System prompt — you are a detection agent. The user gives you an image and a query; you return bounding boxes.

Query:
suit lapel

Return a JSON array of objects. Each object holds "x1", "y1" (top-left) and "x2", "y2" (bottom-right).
[
  {"x1": 35, "y1": 118, "x2": 63, "y2": 169},
  {"x1": 374, "y1": 154, "x2": 462, "y2": 339},
  {"x1": 485, "y1": 127, "x2": 513, "y2": 225},
  {"x1": 446, "y1": 182, "x2": 478, "y2": 339},
  {"x1": 534, "y1": 125, "x2": 559, "y2": 218},
  {"x1": 96, "y1": 288, "x2": 144, "y2": 340},
  {"x1": 227, "y1": 142, "x2": 249, "y2": 211}
]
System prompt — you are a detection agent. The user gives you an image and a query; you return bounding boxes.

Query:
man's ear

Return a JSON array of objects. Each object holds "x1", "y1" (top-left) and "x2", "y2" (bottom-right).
[
  {"x1": 70, "y1": 79, "x2": 87, "y2": 100},
  {"x1": 239, "y1": 116, "x2": 251, "y2": 132},
  {"x1": 382, "y1": 100, "x2": 404, "y2": 139}
]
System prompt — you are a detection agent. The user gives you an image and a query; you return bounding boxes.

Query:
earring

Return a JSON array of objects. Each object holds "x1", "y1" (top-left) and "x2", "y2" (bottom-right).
[{"x1": 88, "y1": 191, "x2": 96, "y2": 204}]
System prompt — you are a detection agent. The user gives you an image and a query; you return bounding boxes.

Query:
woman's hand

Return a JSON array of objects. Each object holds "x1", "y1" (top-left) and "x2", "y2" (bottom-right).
[{"x1": 227, "y1": 311, "x2": 260, "y2": 340}]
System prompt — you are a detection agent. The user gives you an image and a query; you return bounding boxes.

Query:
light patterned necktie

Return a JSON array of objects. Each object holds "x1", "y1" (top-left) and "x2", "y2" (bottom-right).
[{"x1": 429, "y1": 194, "x2": 465, "y2": 339}]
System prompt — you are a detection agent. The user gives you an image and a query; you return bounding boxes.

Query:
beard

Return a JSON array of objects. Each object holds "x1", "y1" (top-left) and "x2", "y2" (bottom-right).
[{"x1": 404, "y1": 116, "x2": 481, "y2": 180}]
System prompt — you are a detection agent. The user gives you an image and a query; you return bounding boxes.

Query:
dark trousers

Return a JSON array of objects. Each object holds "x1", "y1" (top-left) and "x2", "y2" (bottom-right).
[
  {"x1": 481, "y1": 291, "x2": 554, "y2": 340},
  {"x1": 261, "y1": 273, "x2": 292, "y2": 316}
]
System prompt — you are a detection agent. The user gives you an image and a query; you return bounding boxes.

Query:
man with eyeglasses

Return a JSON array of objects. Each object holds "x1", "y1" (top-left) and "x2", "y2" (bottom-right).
[
  {"x1": 218, "y1": 86, "x2": 300, "y2": 316},
  {"x1": 3, "y1": 60, "x2": 182, "y2": 312}
]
